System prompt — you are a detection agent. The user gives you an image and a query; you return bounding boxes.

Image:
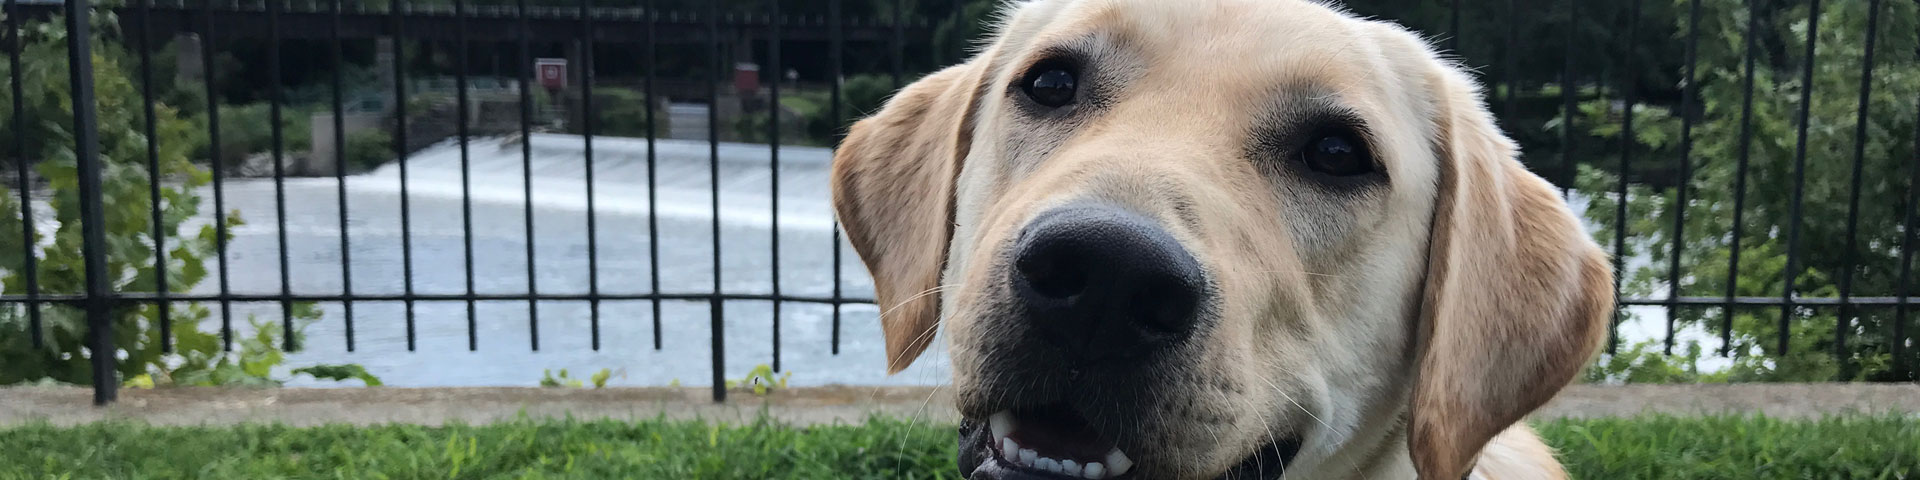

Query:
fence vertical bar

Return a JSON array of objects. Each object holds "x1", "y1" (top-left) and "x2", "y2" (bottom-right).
[
  {"x1": 4, "y1": 0, "x2": 40, "y2": 349},
  {"x1": 1723, "y1": 0, "x2": 1761, "y2": 356},
  {"x1": 1666, "y1": 0, "x2": 1702, "y2": 355},
  {"x1": 133, "y1": 0, "x2": 173, "y2": 353},
  {"x1": 1608, "y1": 0, "x2": 1640, "y2": 355},
  {"x1": 644, "y1": 0, "x2": 662, "y2": 350},
  {"x1": 707, "y1": 0, "x2": 727, "y2": 403},
  {"x1": 1501, "y1": 0, "x2": 1516, "y2": 119},
  {"x1": 1777, "y1": 0, "x2": 1821, "y2": 357},
  {"x1": 517, "y1": 0, "x2": 540, "y2": 351},
  {"x1": 581, "y1": 0, "x2": 601, "y2": 350},
  {"x1": 199, "y1": 0, "x2": 234, "y2": 350},
  {"x1": 457, "y1": 0, "x2": 477, "y2": 350},
  {"x1": 390, "y1": 0, "x2": 417, "y2": 351},
  {"x1": 769, "y1": 0, "x2": 784, "y2": 372},
  {"x1": 1833, "y1": 0, "x2": 1881, "y2": 377},
  {"x1": 268, "y1": 0, "x2": 296, "y2": 351},
  {"x1": 1558, "y1": 0, "x2": 1576, "y2": 197},
  {"x1": 1448, "y1": 0, "x2": 1461, "y2": 53},
  {"x1": 829, "y1": 0, "x2": 844, "y2": 355},
  {"x1": 66, "y1": 0, "x2": 116, "y2": 405},
  {"x1": 891, "y1": 0, "x2": 903, "y2": 88},
  {"x1": 949, "y1": 0, "x2": 961, "y2": 62},
  {"x1": 330, "y1": 0, "x2": 356, "y2": 352}
]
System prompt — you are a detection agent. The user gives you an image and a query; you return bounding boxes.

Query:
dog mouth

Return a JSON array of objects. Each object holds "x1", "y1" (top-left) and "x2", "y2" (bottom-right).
[
  {"x1": 960, "y1": 404, "x2": 1301, "y2": 479},
  {"x1": 966, "y1": 405, "x2": 1135, "y2": 479}
]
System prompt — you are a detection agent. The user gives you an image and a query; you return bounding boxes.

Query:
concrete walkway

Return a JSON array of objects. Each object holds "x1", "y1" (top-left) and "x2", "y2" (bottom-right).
[{"x1": 4, "y1": 384, "x2": 1918, "y2": 427}]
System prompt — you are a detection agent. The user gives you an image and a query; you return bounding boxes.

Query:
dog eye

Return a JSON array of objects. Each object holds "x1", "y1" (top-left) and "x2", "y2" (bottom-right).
[
  {"x1": 1021, "y1": 65, "x2": 1078, "y2": 108},
  {"x1": 1301, "y1": 132, "x2": 1373, "y2": 176}
]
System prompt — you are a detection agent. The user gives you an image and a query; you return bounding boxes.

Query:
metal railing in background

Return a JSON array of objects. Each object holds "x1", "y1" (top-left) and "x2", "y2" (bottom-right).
[{"x1": 3, "y1": 0, "x2": 1917, "y2": 406}]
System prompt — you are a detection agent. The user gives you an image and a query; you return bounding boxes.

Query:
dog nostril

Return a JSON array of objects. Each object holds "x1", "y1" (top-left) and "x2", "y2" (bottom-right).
[
  {"x1": 1133, "y1": 277, "x2": 1200, "y2": 334},
  {"x1": 1017, "y1": 247, "x2": 1088, "y2": 299}
]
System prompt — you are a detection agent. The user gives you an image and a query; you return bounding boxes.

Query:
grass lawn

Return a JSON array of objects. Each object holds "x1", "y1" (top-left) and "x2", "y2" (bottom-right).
[{"x1": 2, "y1": 415, "x2": 1916, "y2": 479}]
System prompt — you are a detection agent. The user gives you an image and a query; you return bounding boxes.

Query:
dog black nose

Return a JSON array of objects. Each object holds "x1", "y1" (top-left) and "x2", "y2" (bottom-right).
[{"x1": 1012, "y1": 205, "x2": 1206, "y2": 361}]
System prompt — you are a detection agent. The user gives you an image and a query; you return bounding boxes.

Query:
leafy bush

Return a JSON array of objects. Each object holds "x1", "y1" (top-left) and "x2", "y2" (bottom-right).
[
  {"x1": 1576, "y1": 0, "x2": 1920, "y2": 382},
  {"x1": 0, "y1": 13, "x2": 369, "y2": 388},
  {"x1": 840, "y1": 73, "x2": 897, "y2": 121},
  {"x1": 342, "y1": 129, "x2": 394, "y2": 171},
  {"x1": 582, "y1": 87, "x2": 668, "y2": 138},
  {"x1": 184, "y1": 102, "x2": 314, "y2": 167},
  {"x1": 291, "y1": 364, "x2": 384, "y2": 387}
]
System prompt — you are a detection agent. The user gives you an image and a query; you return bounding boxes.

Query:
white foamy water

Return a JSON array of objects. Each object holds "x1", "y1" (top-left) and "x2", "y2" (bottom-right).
[{"x1": 155, "y1": 134, "x2": 1701, "y2": 387}]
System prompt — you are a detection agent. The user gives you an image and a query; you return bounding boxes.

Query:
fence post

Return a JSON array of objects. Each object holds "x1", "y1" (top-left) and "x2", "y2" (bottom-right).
[{"x1": 64, "y1": 0, "x2": 117, "y2": 406}]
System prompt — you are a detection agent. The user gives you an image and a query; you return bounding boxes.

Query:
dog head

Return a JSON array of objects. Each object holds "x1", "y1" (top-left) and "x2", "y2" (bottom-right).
[{"x1": 831, "y1": 1, "x2": 1612, "y2": 478}]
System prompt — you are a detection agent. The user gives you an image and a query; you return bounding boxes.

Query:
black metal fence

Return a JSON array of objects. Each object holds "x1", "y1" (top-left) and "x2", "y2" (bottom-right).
[{"x1": 3, "y1": 0, "x2": 1918, "y2": 406}]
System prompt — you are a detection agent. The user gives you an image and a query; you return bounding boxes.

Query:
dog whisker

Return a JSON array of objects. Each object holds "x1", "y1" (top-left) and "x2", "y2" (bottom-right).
[
  {"x1": 1256, "y1": 270, "x2": 1343, "y2": 278},
  {"x1": 1254, "y1": 374, "x2": 1366, "y2": 478}
]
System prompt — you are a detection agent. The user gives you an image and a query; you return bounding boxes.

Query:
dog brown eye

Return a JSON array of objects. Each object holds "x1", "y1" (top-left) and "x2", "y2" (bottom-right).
[
  {"x1": 1302, "y1": 133, "x2": 1373, "y2": 176},
  {"x1": 1022, "y1": 67, "x2": 1078, "y2": 108}
]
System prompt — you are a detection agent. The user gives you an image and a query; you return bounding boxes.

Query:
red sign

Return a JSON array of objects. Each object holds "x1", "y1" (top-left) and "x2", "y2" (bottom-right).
[
  {"x1": 536, "y1": 58, "x2": 567, "y2": 90},
  {"x1": 733, "y1": 62, "x2": 760, "y2": 93}
]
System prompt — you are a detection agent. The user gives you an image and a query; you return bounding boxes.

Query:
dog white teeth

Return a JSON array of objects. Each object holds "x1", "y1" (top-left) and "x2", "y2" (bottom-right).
[
  {"x1": 1104, "y1": 448, "x2": 1134, "y2": 477},
  {"x1": 1001, "y1": 438, "x2": 1019, "y2": 457},
  {"x1": 1037, "y1": 457, "x2": 1061, "y2": 473},
  {"x1": 1082, "y1": 462, "x2": 1106, "y2": 479},
  {"x1": 989, "y1": 411, "x2": 1015, "y2": 441},
  {"x1": 1019, "y1": 448, "x2": 1039, "y2": 467},
  {"x1": 1062, "y1": 460, "x2": 1080, "y2": 475}
]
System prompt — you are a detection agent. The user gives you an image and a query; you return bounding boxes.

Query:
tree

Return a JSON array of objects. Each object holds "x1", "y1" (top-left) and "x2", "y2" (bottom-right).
[
  {"x1": 0, "y1": 12, "x2": 362, "y2": 387},
  {"x1": 1577, "y1": 0, "x2": 1919, "y2": 381}
]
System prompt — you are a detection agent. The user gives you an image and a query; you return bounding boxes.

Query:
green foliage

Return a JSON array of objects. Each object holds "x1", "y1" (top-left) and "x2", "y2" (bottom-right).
[
  {"x1": 184, "y1": 102, "x2": 314, "y2": 167},
  {"x1": 342, "y1": 129, "x2": 394, "y2": 171},
  {"x1": 291, "y1": 364, "x2": 384, "y2": 387},
  {"x1": 723, "y1": 364, "x2": 791, "y2": 396},
  {"x1": 539, "y1": 368, "x2": 611, "y2": 389},
  {"x1": 732, "y1": 75, "x2": 903, "y2": 147},
  {"x1": 0, "y1": 13, "x2": 369, "y2": 388},
  {"x1": 841, "y1": 73, "x2": 898, "y2": 123},
  {"x1": 539, "y1": 369, "x2": 584, "y2": 388},
  {"x1": 584, "y1": 87, "x2": 669, "y2": 139},
  {"x1": 0, "y1": 416, "x2": 1912, "y2": 479},
  {"x1": 1575, "y1": 0, "x2": 1920, "y2": 382}
]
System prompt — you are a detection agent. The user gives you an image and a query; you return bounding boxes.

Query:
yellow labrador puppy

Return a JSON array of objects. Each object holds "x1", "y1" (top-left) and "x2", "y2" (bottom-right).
[{"x1": 831, "y1": 0, "x2": 1612, "y2": 478}]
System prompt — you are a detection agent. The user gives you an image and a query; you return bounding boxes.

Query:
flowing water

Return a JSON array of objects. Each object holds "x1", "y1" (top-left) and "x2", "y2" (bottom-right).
[
  {"x1": 179, "y1": 133, "x2": 1696, "y2": 388},
  {"x1": 194, "y1": 134, "x2": 954, "y2": 387}
]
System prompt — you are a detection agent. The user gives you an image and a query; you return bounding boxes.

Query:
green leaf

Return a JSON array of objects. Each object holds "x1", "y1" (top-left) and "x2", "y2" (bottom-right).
[{"x1": 292, "y1": 364, "x2": 384, "y2": 387}]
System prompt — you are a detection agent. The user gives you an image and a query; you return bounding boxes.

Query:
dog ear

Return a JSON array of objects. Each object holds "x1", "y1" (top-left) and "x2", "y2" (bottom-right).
[
  {"x1": 831, "y1": 62, "x2": 986, "y2": 374},
  {"x1": 1406, "y1": 56, "x2": 1613, "y2": 479}
]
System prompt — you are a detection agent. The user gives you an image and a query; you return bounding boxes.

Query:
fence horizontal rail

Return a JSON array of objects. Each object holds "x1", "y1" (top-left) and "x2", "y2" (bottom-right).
[{"x1": 0, "y1": 293, "x2": 878, "y2": 304}]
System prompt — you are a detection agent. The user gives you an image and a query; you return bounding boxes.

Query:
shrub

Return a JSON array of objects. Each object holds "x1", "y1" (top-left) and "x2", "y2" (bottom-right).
[
  {"x1": 342, "y1": 129, "x2": 394, "y2": 171},
  {"x1": 184, "y1": 102, "x2": 314, "y2": 167},
  {"x1": 0, "y1": 13, "x2": 368, "y2": 388},
  {"x1": 582, "y1": 87, "x2": 668, "y2": 138}
]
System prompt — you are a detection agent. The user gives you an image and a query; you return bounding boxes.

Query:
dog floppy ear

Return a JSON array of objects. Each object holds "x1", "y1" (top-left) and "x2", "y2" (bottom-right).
[
  {"x1": 831, "y1": 62, "x2": 986, "y2": 374},
  {"x1": 1407, "y1": 60, "x2": 1614, "y2": 479}
]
